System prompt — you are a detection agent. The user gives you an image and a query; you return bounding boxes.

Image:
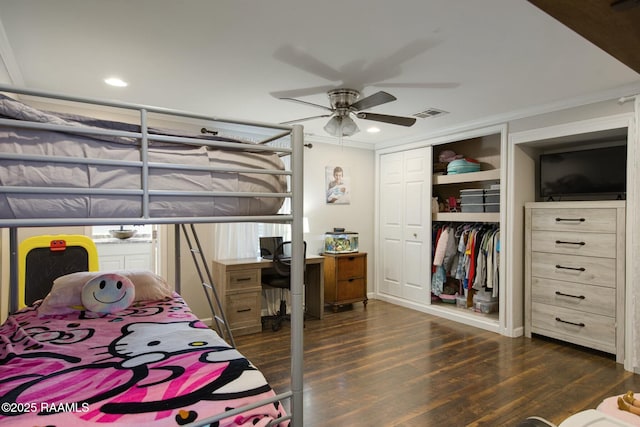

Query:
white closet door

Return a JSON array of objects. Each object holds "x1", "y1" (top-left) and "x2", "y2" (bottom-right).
[
  {"x1": 379, "y1": 147, "x2": 430, "y2": 303},
  {"x1": 401, "y1": 149, "x2": 430, "y2": 302},
  {"x1": 380, "y1": 151, "x2": 403, "y2": 297}
]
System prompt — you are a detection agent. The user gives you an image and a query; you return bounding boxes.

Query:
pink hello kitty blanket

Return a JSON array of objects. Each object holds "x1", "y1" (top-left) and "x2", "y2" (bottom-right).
[{"x1": 0, "y1": 294, "x2": 288, "y2": 426}]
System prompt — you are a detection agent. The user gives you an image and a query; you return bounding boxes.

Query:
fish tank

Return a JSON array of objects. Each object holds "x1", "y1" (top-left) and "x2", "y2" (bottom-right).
[{"x1": 324, "y1": 230, "x2": 359, "y2": 254}]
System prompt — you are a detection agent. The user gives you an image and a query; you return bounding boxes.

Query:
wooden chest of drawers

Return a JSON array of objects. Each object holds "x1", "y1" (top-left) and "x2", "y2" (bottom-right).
[
  {"x1": 524, "y1": 201, "x2": 625, "y2": 362},
  {"x1": 323, "y1": 252, "x2": 368, "y2": 312}
]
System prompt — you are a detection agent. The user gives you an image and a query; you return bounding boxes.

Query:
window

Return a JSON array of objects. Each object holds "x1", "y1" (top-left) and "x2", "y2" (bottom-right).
[{"x1": 92, "y1": 225, "x2": 154, "y2": 239}]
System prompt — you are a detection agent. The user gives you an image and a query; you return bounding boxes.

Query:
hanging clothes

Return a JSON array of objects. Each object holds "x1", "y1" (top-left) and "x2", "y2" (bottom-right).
[
  {"x1": 430, "y1": 222, "x2": 500, "y2": 299},
  {"x1": 431, "y1": 225, "x2": 452, "y2": 296}
]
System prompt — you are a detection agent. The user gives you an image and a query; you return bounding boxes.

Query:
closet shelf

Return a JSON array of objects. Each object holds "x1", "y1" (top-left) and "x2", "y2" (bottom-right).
[
  {"x1": 433, "y1": 169, "x2": 500, "y2": 185},
  {"x1": 433, "y1": 212, "x2": 500, "y2": 222}
]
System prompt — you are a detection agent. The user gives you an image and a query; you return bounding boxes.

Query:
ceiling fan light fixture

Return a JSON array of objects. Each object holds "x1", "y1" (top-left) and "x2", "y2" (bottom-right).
[
  {"x1": 324, "y1": 115, "x2": 360, "y2": 137},
  {"x1": 341, "y1": 116, "x2": 360, "y2": 136}
]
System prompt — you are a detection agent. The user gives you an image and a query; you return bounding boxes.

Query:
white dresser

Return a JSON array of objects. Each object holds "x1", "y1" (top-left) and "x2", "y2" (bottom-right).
[{"x1": 524, "y1": 201, "x2": 626, "y2": 363}]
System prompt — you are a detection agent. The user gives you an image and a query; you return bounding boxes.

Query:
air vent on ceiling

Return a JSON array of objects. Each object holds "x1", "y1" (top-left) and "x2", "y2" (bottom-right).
[{"x1": 413, "y1": 108, "x2": 448, "y2": 119}]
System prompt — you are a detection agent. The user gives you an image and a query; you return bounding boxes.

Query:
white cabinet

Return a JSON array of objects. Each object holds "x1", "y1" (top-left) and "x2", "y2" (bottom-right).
[
  {"x1": 96, "y1": 241, "x2": 154, "y2": 271},
  {"x1": 524, "y1": 201, "x2": 626, "y2": 363}
]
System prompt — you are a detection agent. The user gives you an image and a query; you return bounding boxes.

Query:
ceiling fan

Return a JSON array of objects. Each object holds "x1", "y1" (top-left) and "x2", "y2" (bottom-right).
[{"x1": 279, "y1": 88, "x2": 416, "y2": 137}]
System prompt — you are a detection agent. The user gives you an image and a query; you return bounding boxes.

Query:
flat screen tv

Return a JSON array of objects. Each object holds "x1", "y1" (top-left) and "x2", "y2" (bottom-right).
[{"x1": 539, "y1": 145, "x2": 626, "y2": 200}]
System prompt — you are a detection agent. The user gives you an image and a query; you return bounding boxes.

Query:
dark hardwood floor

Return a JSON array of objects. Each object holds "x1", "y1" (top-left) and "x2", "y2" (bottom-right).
[{"x1": 234, "y1": 300, "x2": 640, "y2": 427}]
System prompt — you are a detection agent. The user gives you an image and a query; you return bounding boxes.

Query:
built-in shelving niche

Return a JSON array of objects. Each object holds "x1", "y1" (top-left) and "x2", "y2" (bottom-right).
[{"x1": 429, "y1": 131, "x2": 504, "y2": 331}]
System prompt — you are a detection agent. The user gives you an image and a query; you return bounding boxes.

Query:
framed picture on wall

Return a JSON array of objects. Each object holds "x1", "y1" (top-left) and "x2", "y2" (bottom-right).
[{"x1": 326, "y1": 165, "x2": 351, "y2": 204}]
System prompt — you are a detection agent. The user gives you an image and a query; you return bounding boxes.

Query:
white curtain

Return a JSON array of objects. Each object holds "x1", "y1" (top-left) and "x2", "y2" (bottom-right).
[{"x1": 210, "y1": 223, "x2": 262, "y2": 259}]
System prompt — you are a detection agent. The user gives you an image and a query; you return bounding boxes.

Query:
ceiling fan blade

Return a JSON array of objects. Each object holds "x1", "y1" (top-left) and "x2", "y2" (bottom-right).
[
  {"x1": 279, "y1": 97, "x2": 334, "y2": 113},
  {"x1": 356, "y1": 112, "x2": 416, "y2": 127},
  {"x1": 373, "y1": 82, "x2": 460, "y2": 89},
  {"x1": 356, "y1": 39, "x2": 440, "y2": 85},
  {"x1": 350, "y1": 91, "x2": 397, "y2": 111},
  {"x1": 274, "y1": 45, "x2": 342, "y2": 82},
  {"x1": 270, "y1": 85, "x2": 337, "y2": 99},
  {"x1": 280, "y1": 114, "x2": 332, "y2": 125},
  {"x1": 371, "y1": 82, "x2": 460, "y2": 89}
]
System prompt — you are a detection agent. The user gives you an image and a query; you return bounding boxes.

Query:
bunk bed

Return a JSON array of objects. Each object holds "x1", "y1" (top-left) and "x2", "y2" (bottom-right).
[{"x1": 0, "y1": 84, "x2": 306, "y2": 427}]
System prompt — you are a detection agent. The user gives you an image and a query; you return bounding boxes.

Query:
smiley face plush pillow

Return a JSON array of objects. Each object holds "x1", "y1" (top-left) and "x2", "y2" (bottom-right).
[{"x1": 81, "y1": 273, "x2": 135, "y2": 314}]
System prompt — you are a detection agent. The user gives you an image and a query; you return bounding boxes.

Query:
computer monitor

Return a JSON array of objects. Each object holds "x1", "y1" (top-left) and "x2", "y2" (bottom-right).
[{"x1": 259, "y1": 236, "x2": 283, "y2": 259}]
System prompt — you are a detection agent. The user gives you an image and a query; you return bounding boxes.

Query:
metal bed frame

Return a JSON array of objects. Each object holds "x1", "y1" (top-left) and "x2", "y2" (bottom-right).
[{"x1": 0, "y1": 84, "x2": 306, "y2": 427}]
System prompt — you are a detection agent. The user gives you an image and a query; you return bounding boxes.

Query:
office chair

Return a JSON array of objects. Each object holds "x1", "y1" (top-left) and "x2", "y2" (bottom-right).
[{"x1": 261, "y1": 240, "x2": 306, "y2": 332}]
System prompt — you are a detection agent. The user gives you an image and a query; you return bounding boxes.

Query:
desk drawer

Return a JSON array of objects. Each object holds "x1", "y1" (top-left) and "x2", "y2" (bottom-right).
[
  {"x1": 530, "y1": 230, "x2": 615, "y2": 258},
  {"x1": 228, "y1": 269, "x2": 260, "y2": 290},
  {"x1": 531, "y1": 208, "x2": 617, "y2": 233},
  {"x1": 226, "y1": 291, "x2": 261, "y2": 328},
  {"x1": 336, "y1": 255, "x2": 366, "y2": 280}
]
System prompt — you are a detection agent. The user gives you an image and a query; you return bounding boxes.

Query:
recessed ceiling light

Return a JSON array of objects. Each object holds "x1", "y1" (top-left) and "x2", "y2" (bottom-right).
[
  {"x1": 366, "y1": 126, "x2": 381, "y2": 133},
  {"x1": 104, "y1": 77, "x2": 128, "y2": 87}
]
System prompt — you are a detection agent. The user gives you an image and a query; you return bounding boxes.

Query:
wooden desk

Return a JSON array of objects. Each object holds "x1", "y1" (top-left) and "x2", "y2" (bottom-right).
[{"x1": 211, "y1": 255, "x2": 324, "y2": 336}]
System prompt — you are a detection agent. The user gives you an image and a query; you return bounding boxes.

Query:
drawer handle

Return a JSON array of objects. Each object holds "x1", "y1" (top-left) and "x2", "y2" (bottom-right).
[
  {"x1": 555, "y1": 240, "x2": 585, "y2": 246},
  {"x1": 236, "y1": 308, "x2": 252, "y2": 313},
  {"x1": 555, "y1": 291, "x2": 585, "y2": 300},
  {"x1": 555, "y1": 264, "x2": 586, "y2": 272},
  {"x1": 236, "y1": 277, "x2": 252, "y2": 282},
  {"x1": 555, "y1": 317, "x2": 585, "y2": 327},
  {"x1": 555, "y1": 217, "x2": 585, "y2": 222}
]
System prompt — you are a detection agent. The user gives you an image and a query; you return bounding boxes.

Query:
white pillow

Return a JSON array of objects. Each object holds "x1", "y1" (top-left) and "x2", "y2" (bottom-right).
[{"x1": 38, "y1": 270, "x2": 172, "y2": 316}]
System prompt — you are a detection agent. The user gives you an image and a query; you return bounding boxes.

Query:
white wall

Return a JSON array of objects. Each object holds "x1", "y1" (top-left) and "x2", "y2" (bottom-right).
[{"x1": 302, "y1": 141, "x2": 375, "y2": 289}]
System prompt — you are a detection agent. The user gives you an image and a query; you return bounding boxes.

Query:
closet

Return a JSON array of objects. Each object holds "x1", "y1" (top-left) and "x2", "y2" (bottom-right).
[
  {"x1": 428, "y1": 127, "x2": 506, "y2": 332},
  {"x1": 377, "y1": 124, "x2": 510, "y2": 336},
  {"x1": 431, "y1": 222, "x2": 500, "y2": 309}
]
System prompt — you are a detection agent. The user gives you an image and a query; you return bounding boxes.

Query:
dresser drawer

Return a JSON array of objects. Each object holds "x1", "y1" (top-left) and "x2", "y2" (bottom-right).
[
  {"x1": 531, "y1": 252, "x2": 616, "y2": 287},
  {"x1": 336, "y1": 255, "x2": 366, "y2": 280},
  {"x1": 227, "y1": 269, "x2": 260, "y2": 291},
  {"x1": 226, "y1": 291, "x2": 261, "y2": 328},
  {"x1": 336, "y1": 278, "x2": 367, "y2": 301},
  {"x1": 530, "y1": 230, "x2": 616, "y2": 258},
  {"x1": 530, "y1": 277, "x2": 615, "y2": 317},
  {"x1": 531, "y1": 208, "x2": 618, "y2": 233},
  {"x1": 531, "y1": 302, "x2": 615, "y2": 352}
]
